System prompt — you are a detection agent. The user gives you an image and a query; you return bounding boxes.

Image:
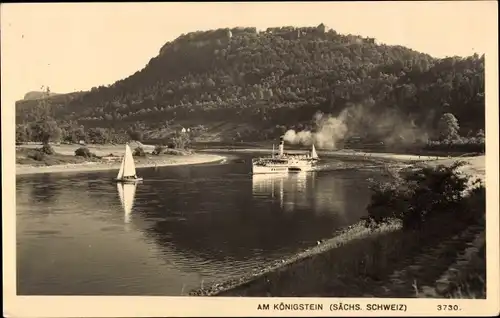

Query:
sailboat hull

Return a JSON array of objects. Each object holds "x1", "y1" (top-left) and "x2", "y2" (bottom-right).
[{"x1": 115, "y1": 177, "x2": 143, "y2": 183}]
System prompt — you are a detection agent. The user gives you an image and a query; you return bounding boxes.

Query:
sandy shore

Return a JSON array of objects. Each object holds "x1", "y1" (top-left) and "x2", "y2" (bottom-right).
[
  {"x1": 425, "y1": 155, "x2": 485, "y2": 180},
  {"x1": 16, "y1": 153, "x2": 226, "y2": 176}
]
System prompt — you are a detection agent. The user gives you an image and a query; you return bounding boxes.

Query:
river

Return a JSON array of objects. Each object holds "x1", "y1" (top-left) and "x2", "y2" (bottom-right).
[{"x1": 16, "y1": 153, "x2": 389, "y2": 295}]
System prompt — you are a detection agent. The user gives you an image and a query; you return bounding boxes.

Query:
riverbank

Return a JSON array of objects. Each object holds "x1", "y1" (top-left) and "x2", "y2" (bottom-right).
[
  {"x1": 16, "y1": 153, "x2": 226, "y2": 176},
  {"x1": 190, "y1": 155, "x2": 486, "y2": 297},
  {"x1": 199, "y1": 147, "x2": 473, "y2": 162}
]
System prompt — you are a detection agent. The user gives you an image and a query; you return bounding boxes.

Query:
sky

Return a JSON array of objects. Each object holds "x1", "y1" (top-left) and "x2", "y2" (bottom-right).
[{"x1": 1, "y1": 1, "x2": 497, "y2": 106}]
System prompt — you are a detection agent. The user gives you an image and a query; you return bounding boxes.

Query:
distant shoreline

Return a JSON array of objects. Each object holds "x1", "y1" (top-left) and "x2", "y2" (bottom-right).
[
  {"x1": 16, "y1": 153, "x2": 226, "y2": 176},
  {"x1": 199, "y1": 147, "x2": 464, "y2": 162}
]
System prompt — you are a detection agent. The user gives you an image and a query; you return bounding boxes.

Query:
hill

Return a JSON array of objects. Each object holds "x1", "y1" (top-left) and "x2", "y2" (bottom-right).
[
  {"x1": 15, "y1": 24, "x2": 485, "y2": 146},
  {"x1": 22, "y1": 91, "x2": 60, "y2": 101}
]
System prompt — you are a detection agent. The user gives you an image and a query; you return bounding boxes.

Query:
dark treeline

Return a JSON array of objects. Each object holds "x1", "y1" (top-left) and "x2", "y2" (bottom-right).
[{"x1": 15, "y1": 25, "x2": 485, "y2": 149}]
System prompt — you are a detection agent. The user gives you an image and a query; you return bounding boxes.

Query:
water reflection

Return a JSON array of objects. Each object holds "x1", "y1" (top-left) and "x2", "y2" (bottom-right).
[
  {"x1": 116, "y1": 182, "x2": 138, "y2": 224},
  {"x1": 252, "y1": 173, "x2": 311, "y2": 211},
  {"x1": 251, "y1": 173, "x2": 286, "y2": 201},
  {"x1": 251, "y1": 172, "x2": 348, "y2": 216}
]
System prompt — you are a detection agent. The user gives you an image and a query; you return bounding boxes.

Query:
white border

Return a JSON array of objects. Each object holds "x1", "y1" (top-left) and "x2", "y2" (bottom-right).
[{"x1": 2, "y1": 1, "x2": 499, "y2": 317}]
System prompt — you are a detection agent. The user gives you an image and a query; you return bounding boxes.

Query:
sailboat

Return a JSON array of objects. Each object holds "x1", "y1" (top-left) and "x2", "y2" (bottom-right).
[
  {"x1": 288, "y1": 143, "x2": 320, "y2": 172},
  {"x1": 115, "y1": 144, "x2": 143, "y2": 183},
  {"x1": 311, "y1": 144, "x2": 318, "y2": 159},
  {"x1": 117, "y1": 182, "x2": 138, "y2": 224}
]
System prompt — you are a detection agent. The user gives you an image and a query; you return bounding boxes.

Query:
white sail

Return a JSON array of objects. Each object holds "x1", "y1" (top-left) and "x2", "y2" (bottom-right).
[
  {"x1": 311, "y1": 144, "x2": 318, "y2": 159},
  {"x1": 117, "y1": 182, "x2": 137, "y2": 223},
  {"x1": 116, "y1": 156, "x2": 125, "y2": 179},
  {"x1": 122, "y1": 144, "x2": 137, "y2": 178}
]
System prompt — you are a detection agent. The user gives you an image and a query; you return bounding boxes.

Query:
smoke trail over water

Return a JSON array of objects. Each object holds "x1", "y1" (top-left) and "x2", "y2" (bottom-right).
[
  {"x1": 284, "y1": 111, "x2": 349, "y2": 149},
  {"x1": 283, "y1": 102, "x2": 431, "y2": 150}
]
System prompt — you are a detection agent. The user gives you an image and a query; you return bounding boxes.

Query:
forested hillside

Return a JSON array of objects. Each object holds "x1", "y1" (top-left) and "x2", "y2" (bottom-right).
[{"x1": 16, "y1": 24, "x2": 485, "y2": 146}]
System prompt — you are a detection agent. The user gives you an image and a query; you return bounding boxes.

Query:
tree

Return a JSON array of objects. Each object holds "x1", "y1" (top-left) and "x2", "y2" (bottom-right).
[
  {"x1": 437, "y1": 113, "x2": 460, "y2": 141},
  {"x1": 365, "y1": 161, "x2": 471, "y2": 230},
  {"x1": 133, "y1": 146, "x2": 146, "y2": 157},
  {"x1": 75, "y1": 147, "x2": 92, "y2": 157},
  {"x1": 86, "y1": 127, "x2": 110, "y2": 144},
  {"x1": 31, "y1": 86, "x2": 54, "y2": 121},
  {"x1": 62, "y1": 125, "x2": 86, "y2": 143},
  {"x1": 16, "y1": 124, "x2": 31, "y2": 143},
  {"x1": 127, "y1": 129, "x2": 144, "y2": 142},
  {"x1": 171, "y1": 131, "x2": 191, "y2": 149},
  {"x1": 476, "y1": 129, "x2": 485, "y2": 142},
  {"x1": 29, "y1": 119, "x2": 62, "y2": 144}
]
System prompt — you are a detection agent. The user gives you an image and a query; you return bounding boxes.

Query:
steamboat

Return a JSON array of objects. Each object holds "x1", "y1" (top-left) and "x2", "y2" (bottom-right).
[{"x1": 251, "y1": 137, "x2": 319, "y2": 174}]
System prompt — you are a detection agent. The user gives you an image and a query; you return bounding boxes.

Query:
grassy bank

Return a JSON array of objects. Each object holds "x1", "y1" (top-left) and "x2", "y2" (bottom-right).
[
  {"x1": 16, "y1": 147, "x2": 98, "y2": 166},
  {"x1": 190, "y1": 157, "x2": 486, "y2": 298}
]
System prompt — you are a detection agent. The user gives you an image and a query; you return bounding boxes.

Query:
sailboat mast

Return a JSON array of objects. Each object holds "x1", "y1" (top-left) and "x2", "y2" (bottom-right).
[{"x1": 123, "y1": 146, "x2": 127, "y2": 172}]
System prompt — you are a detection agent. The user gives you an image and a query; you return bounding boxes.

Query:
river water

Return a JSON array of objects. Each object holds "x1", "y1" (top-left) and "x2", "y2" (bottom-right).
[{"x1": 16, "y1": 153, "x2": 388, "y2": 295}]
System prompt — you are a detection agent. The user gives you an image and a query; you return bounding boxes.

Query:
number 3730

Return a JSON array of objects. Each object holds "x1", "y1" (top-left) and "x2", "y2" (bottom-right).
[{"x1": 437, "y1": 305, "x2": 460, "y2": 311}]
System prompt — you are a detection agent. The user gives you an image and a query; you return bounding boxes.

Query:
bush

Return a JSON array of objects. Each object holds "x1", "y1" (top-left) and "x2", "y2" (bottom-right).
[
  {"x1": 425, "y1": 139, "x2": 485, "y2": 154},
  {"x1": 152, "y1": 144, "x2": 165, "y2": 155},
  {"x1": 163, "y1": 148, "x2": 190, "y2": 156},
  {"x1": 133, "y1": 146, "x2": 146, "y2": 157},
  {"x1": 127, "y1": 129, "x2": 144, "y2": 142},
  {"x1": 364, "y1": 161, "x2": 474, "y2": 231},
  {"x1": 28, "y1": 150, "x2": 47, "y2": 161},
  {"x1": 464, "y1": 180, "x2": 486, "y2": 223},
  {"x1": 75, "y1": 147, "x2": 92, "y2": 157},
  {"x1": 171, "y1": 132, "x2": 191, "y2": 149},
  {"x1": 39, "y1": 144, "x2": 55, "y2": 155}
]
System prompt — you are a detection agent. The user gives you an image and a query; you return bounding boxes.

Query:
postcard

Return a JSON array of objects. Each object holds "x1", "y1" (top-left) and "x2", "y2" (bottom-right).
[{"x1": 2, "y1": 1, "x2": 498, "y2": 317}]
